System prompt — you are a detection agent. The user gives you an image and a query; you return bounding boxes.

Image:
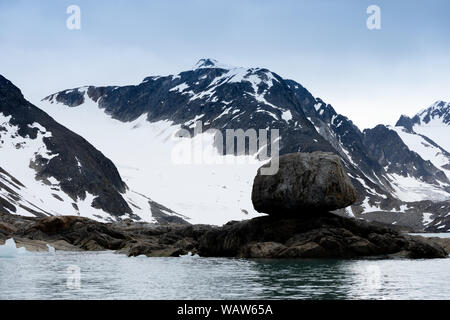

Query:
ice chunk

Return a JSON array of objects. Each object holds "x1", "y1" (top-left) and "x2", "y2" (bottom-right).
[
  {"x1": 47, "y1": 243, "x2": 56, "y2": 253},
  {"x1": 0, "y1": 238, "x2": 28, "y2": 257},
  {"x1": 179, "y1": 251, "x2": 200, "y2": 258}
]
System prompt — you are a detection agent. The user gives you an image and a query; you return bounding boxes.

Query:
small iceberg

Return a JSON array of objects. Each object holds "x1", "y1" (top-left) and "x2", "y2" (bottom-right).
[
  {"x1": 47, "y1": 244, "x2": 56, "y2": 253},
  {"x1": 179, "y1": 251, "x2": 200, "y2": 258},
  {"x1": 0, "y1": 238, "x2": 29, "y2": 258}
]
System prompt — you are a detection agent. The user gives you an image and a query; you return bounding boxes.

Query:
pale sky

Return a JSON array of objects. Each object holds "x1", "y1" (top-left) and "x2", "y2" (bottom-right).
[{"x1": 1, "y1": 0, "x2": 449, "y2": 129}]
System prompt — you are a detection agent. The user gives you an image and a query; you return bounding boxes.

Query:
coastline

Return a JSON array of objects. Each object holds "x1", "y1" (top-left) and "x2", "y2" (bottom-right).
[{"x1": 1, "y1": 212, "x2": 448, "y2": 260}]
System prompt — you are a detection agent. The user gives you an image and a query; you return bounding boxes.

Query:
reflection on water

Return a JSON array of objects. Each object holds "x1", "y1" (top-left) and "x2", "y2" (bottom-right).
[
  {"x1": 248, "y1": 259, "x2": 351, "y2": 299},
  {"x1": 0, "y1": 251, "x2": 449, "y2": 300}
]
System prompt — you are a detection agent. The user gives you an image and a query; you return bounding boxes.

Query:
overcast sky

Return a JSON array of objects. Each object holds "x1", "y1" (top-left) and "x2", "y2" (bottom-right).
[{"x1": 1, "y1": 0, "x2": 449, "y2": 129}]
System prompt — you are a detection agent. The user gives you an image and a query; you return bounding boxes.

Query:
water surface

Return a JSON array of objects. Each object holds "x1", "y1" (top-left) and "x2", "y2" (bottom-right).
[{"x1": 1, "y1": 250, "x2": 449, "y2": 300}]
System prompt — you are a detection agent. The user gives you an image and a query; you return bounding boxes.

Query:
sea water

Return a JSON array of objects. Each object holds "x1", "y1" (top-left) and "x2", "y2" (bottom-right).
[{"x1": 0, "y1": 237, "x2": 449, "y2": 300}]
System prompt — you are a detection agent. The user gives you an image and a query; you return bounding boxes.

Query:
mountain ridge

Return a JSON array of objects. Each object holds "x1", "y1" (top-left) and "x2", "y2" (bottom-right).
[
  {"x1": 0, "y1": 75, "x2": 188, "y2": 224},
  {"x1": 38, "y1": 59, "x2": 450, "y2": 229},
  {"x1": 396, "y1": 100, "x2": 450, "y2": 151}
]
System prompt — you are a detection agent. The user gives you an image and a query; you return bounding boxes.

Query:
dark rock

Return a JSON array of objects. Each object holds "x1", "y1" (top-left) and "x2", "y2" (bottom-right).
[
  {"x1": 429, "y1": 237, "x2": 450, "y2": 254},
  {"x1": 405, "y1": 236, "x2": 448, "y2": 259},
  {"x1": 252, "y1": 152, "x2": 357, "y2": 215},
  {"x1": 148, "y1": 200, "x2": 191, "y2": 225},
  {"x1": 395, "y1": 115, "x2": 416, "y2": 132},
  {"x1": 241, "y1": 242, "x2": 286, "y2": 258},
  {"x1": 13, "y1": 237, "x2": 80, "y2": 252},
  {"x1": 197, "y1": 213, "x2": 447, "y2": 259},
  {"x1": 1, "y1": 210, "x2": 447, "y2": 260},
  {"x1": 17, "y1": 215, "x2": 130, "y2": 251},
  {"x1": 278, "y1": 242, "x2": 327, "y2": 258}
]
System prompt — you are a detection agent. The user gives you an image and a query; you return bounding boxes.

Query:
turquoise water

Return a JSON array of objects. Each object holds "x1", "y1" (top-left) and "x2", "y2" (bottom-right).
[{"x1": 1, "y1": 250, "x2": 450, "y2": 300}]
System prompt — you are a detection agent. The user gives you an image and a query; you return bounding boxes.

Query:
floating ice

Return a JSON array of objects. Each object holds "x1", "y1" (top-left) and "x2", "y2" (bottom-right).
[
  {"x1": 179, "y1": 251, "x2": 200, "y2": 258},
  {"x1": 47, "y1": 244, "x2": 56, "y2": 253},
  {"x1": 0, "y1": 238, "x2": 28, "y2": 257}
]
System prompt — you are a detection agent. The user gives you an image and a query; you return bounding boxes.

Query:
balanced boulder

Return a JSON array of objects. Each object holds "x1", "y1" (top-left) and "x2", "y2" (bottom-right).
[{"x1": 252, "y1": 152, "x2": 357, "y2": 215}]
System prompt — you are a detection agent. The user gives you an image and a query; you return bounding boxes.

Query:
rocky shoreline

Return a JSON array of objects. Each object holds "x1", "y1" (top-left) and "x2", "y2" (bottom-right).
[
  {"x1": 1, "y1": 211, "x2": 448, "y2": 259},
  {"x1": 1, "y1": 152, "x2": 449, "y2": 260}
]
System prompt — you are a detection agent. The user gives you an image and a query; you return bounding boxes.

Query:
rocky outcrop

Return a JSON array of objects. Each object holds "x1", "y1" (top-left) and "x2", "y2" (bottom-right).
[
  {"x1": 252, "y1": 152, "x2": 357, "y2": 215},
  {"x1": 0, "y1": 212, "x2": 447, "y2": 259},
  {"x1": 16, "y1": 215, "x2": 130, "y2": 251},
  {"x1": 197, "y1": 213, "x2": 447, "y2": 259}
]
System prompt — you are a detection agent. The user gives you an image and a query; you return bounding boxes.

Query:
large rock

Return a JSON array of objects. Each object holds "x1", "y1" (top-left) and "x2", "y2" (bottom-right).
[
  {"x1": 18, "y1": 216, "x2": 130, "y2": 251},
  {"x1": 198, "y1": 213, "x2": 448, "y2": 259},
  {"x1": 252, "y1": 152, "x2": 357, "y2": 215}
]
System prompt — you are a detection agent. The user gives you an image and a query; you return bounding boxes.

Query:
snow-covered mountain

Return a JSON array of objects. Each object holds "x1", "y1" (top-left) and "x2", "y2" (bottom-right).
[
  {"x1": 285, "y1": 80, "x2": 449, "y2": 216},
  {"x1": 38, "y1": 59, "x2": 449, "y2": 230},
  {"x1": 396, "y1": 100, "x2": 450, "y2": 156},
  {"x1": 390, "y1": 126, "x2": 450, "y2": 181},
  {"x1": 0, "y1": 75, "x2": 188, "y2": 224}
]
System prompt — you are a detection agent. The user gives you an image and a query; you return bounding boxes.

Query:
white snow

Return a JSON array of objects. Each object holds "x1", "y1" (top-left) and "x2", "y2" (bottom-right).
[
  {"x1": 413, "y1": 118, "x2": 450, "y2": 152},
  {"x1": 255, "y1": 108, "x2": 278, "y2": 120},
  {"x1": 361, "y1": 197, "x2": 381, "y2": 213},
  {"x1": 387, "y1": 173, "x2": 449, "y2": 202},
  {"x1": 187, "y1": 65, "x2": 281, "y2": 112},
  {"x1": 355, "y1": 177, "x2": 378, "y2": 196},
  {"x1": 169, "y1": 83, "x2": 189, "y2": 93},
  {"x1": 39, "y1": 96, "x2": 267, "y2": 225},
  {"x1": 281, "y1": 110, "x2": 293, "y2": 122},
  {"x1": 214, "y1": 107, "x2": 233, "y2": 121},
  {"x1": 422, "y1": 212, "x2": 434, "y2": 226},
  {"x1": 0, "y1": 111, "x2": 154, "y2": 223},
  {"x1": 0, "y1": 113, "x2": 81, "y2": 217},
  {"x1": 194, "y1": 59, "x2": 235, "y2": 70},
  {"x1": 341, "y1": 146, "x2": 358, "y2": 168},
  {"x1": 392, "y1": 126, "x2": 450, "y2": 179},
  {"x1": 344, "y1": 207, "x2": 355, "y2": 218},
  {"x1": 412, "y1": 101, "x2": 450, "y2": 151}
]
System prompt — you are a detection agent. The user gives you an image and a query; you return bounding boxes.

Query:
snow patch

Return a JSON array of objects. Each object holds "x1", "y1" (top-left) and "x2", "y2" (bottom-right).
[
  {"x1": 387, "y1": 173, "x2": 449, "y2": 202},
  {"x1": 169, "y1": 83, "x2": 189, "y2": 93},
  {"x1": 392, "y1": 126, "x2": 450, "y2": 180},
  {"x1": 422, "y1": 212, "x2": 434, "y2": 226},
  {"x1": 281, "y1": 110, "x2": 292, "y2": 122},
  {"x1": 39, "y1": 97, "x2": 266, "y2": 225}
]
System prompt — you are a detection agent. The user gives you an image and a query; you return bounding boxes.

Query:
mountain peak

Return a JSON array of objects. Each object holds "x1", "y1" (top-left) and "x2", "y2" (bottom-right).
[
  {"x1": 193, "y1": 58, "x2": 235, "y2": 70},
  {"x1": 417, "y1": 100, "x2": 449, "y2": 115},
  {"x1": 396, "y1": 100, "x2": 450, "y2": 131},
  {"x1": 416, "y1": 100, "x2": 450, "y2": 125},
  {"x1": 431, "y1": 100, "x2": 449, "y2": 110},
  {"x1": 0, "y1": 74, "x2": 24, "y2": 99}
]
